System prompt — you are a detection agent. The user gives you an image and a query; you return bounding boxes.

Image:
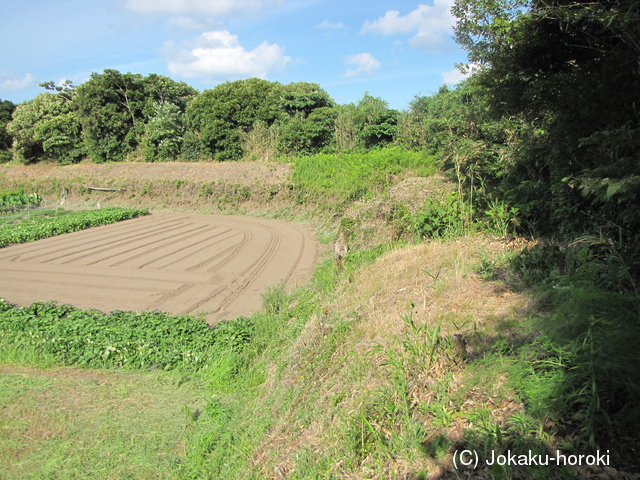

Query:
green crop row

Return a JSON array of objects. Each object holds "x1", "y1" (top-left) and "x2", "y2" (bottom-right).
[
  {"x1": 0, "y1": 299, "x2": 254, "y2": 370},
  {"x1": 0, "y1": 207, "x2": 148, "y2": 247}
]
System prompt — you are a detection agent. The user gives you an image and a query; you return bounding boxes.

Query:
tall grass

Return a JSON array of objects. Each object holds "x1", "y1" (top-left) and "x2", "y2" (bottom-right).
[
  {"x1": 508, "y1": 239, "x2": 640, "y2": 449},
  {"x1": 292, "y1": 147, "x2": 437, "y2": 202}
]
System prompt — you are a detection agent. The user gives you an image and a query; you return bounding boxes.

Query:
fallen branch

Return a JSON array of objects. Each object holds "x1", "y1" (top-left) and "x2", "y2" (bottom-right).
[{"x1": 86, "y1": 187, "x2": 125, "y2": 192}]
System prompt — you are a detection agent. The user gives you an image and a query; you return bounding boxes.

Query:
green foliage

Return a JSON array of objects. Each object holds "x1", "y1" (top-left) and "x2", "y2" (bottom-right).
[
  {"x1": 334, "y1": 93, "x2": 398, "y2": 152},
  {"x1": 292, "y1": 147, "x2": 437, "y2": 201},
  {"x1": 452, "y1": 0, "x2": 528, "y2": 67},
  {"x1": 0, "y1": 99, "x2": 15, "y2": 162},
  {"x1": 410, "y1": 193, "x2": 468, "y2": 239},
  {"x1": 360, "y1": 108, "x2": 398, "y2": 149},
  {"x1": 0, "y1": 189, "x2": 42, "y2": 212},
  {"x1": 277, "y1": 107, "x2": 338, "y2": 156},
  {"x1": 543, "y1": 290, "x2": 640, "y2": 446},
  {"x1": 0, "y1": 207, "x2": 148, "y2": 247},
  {"x1": 142, "y1": 101, "x2": 186, "y2": 161},
  {"x1": 75, "y1": 70, "x2": 145, "y2": 162},
  {"x1": 0, "y1": 300, "x2": 254, "y2": 370},
  {"x1": 6, "y1": 92, "x2": 84, "y2": 164},
  {"x1": 180, "y1": 130, "x2": 206, "y2": 162},
  {"x1": 453, "y1": 0, "x2": 640, "y2": 261},
  {"x1": 186, "y1": 78, "x2": 284, "y2": 161},
  {"x1": 279, "y1": 81, "x2": 334, "y2": 116},
  {"x1": 75, "y1": 69, "x2": 197, "y2": 163},
  {"x1": 510, "y1": 239, "x2": 640, "y2": 446},
  {"x1": 483, "y1": 198, "x2": 519, "y2": 237}
]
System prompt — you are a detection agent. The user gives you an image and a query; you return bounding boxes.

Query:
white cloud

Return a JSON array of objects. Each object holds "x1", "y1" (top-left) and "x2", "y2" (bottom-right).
[
  {"x1": 168, "y1": 16, "x2": 223, "y2": 30},
  {"x1": 441, "y1": 68, "x2": 466, "y2": 85},
  {"x1": 317, "y1": 20, "x2": 346, "y2": 30},
  {"x1": 442, "y1": 63, "x2": 481, "y2": 85},
  {"x1": 0, "y1": 72, "x2": 36, "y2": 92},
  {"x1": 361, "y1": 0, "x2": 456, "y2": 53},
  {"x1": 125, "y1": 0, "x2": 282, "y2": 15},
  {"x1": 164, "y1": 30, "x2": 291, "y2": 79},
  {"x1": 343, "y1": 53, "x2": 381, "y2": 78}
]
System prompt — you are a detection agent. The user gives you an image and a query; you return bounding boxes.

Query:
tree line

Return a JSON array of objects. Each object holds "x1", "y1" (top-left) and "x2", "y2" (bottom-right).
[
  {"x1": 0, "y1": 71, "x2": 404, "y2": 165},
  {"x1": 0, "y1": 0, "x2": 637, "y2": 255}
]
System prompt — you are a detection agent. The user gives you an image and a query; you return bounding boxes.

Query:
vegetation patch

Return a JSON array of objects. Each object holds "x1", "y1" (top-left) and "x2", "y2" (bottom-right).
[
  {"x1": 0, "y1": 300, "x2": 254, "y2": 371},
  {"x1": 0, "y1": 189, "x2": 42, "y2": 212},
  {"x1": 1, "y1": 3, "x2": 638, "y2": 471},
  {"x1": 0, "y1": 207, "x2": 148, "y2": 247},
  {"x1": 292, "y1": 147, "x2": 437, "y2": 203},
  {"x1": 0, "y1": 365, "x2": 209, "y2": 480}
]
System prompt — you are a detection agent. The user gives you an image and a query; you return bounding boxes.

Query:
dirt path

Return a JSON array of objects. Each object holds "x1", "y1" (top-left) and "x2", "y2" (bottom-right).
[{"x1": 0, "y1": 213, "x2": 316, "y2": 323}]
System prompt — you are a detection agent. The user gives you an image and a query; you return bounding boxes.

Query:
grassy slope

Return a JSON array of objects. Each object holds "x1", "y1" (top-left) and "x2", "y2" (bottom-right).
[
  {"x1": 0, "y1": 157, "x2": 628, "y2": 479},
  {"x1": 0, "y1": 366, "x2": 207, "y2": 480}
]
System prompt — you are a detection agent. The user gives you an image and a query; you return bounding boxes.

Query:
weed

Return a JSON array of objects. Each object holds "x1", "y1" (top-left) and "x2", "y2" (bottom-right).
[
  {"x1": 411, "y1": 192, "x2": 468, "y2": 239},
  {"x1": 200, "y1": 183, "x2": 214, "y2": 197},
  {"x1": 484, "y1": 198, "x2": 519, "y2": 237},
  {"x1": 140, "y1": 182, "x2": 152, "y2": 196}
]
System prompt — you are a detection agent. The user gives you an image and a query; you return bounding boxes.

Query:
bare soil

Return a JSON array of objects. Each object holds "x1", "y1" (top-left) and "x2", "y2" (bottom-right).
[
  {"x1": 0, "y1": 161, "x2": 292, "y2": 185},
  {"x1": 0, "y1": 212, "x2": 317, "y2": 323}
]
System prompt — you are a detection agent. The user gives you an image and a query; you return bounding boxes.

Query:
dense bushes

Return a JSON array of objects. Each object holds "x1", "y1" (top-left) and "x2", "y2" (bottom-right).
[
  {"x1": 74, "y1": 70, "x2": 197, "y2": 163},
  {"x1": 508, "y1": 240, "x2": 640, "y2": 446}
]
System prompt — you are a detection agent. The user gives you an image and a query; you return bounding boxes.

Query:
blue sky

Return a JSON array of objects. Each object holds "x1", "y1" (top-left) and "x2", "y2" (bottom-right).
[{"x1": 0, "y1": 0, "x2": 470, "y2": 111}]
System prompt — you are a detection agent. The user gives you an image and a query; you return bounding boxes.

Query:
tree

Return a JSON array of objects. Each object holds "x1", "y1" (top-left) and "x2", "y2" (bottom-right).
[
  {"x1": 40, "y1": 79, "x2": 77, "y2": 103},
  {"x1": 75, "y1": 70, "x2": 146, "y2": 162},
  {"x1": 277, "y1": 107, "x2": 338, "y2": 156},
  {"x1": 275, "y1": 83, "x2": 337, "y2": 156},
  {"x1": 186, "y1": 78, "x2": 284, "y2": 161},
  {"x1": 142, "y1": 101, "x2": 186, "y2": 162},
  {"x1": 453, "y1": 0, "x2": 640, "y2": 239},
  {"x1": 6, "y1": 93, "x2": 84, "y2": 164},
  {"x1": 279, "y1": 82, "x2": 334, "y2": 116},
  {"x1": 334, "y1": 93, "x2": 398, "y2": 152},
  {"x1": 75, "y1": 70, "x2": 197, "y2": 163},
  {"x1": 143, "y1": 74, "x2": 197, "y2": 115},
  {"x1": 0, "y1": 99, "x2": 15, "y2": 163}
]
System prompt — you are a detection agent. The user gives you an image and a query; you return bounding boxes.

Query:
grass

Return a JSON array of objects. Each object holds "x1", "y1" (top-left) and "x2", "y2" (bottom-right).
[
  {"x1": 292, "y1": 147, "x2": 438, "y2": 204},
  {"x1": 0, "y1": 154, "x2": 637, "y2": 478},
  {"x1": 0, "y1": 366, "x2": 208, "y2": 480}
]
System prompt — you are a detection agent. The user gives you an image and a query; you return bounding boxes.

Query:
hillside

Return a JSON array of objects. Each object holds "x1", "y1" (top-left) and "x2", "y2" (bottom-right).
[{"x1": 0, "y1": 160, "x2": 637, "y2": 479}]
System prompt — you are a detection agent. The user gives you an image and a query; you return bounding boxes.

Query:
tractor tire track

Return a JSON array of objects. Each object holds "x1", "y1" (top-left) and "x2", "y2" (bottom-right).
[{"x1": 0, "y1": 213, "x2": 317, "y2": 323}]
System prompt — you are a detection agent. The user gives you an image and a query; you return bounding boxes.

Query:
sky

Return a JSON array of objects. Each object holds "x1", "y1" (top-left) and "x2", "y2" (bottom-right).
[{"x1": 0, "y1": 0, "x2": 471, "y2": 111}]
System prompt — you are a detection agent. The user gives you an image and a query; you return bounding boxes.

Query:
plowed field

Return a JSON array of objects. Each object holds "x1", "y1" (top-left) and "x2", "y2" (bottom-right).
[{"x1": 0, "y1": 213, "x2": 316, "y2": 323}]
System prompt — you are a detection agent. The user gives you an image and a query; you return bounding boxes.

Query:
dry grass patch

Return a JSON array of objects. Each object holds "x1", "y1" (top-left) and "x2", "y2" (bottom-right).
[
  {"x1": 243, "y1": 236, "x2": 536, "y2": 478},
  {"x1": 340, "y1": 175, "x2": 457, "y2": 252},
  {"x1": 388, "y1": 174, "x2": 454, "y2": 211},
  {"x1": 338, "y1": 237, "x2": 527, "y2": 351}
]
